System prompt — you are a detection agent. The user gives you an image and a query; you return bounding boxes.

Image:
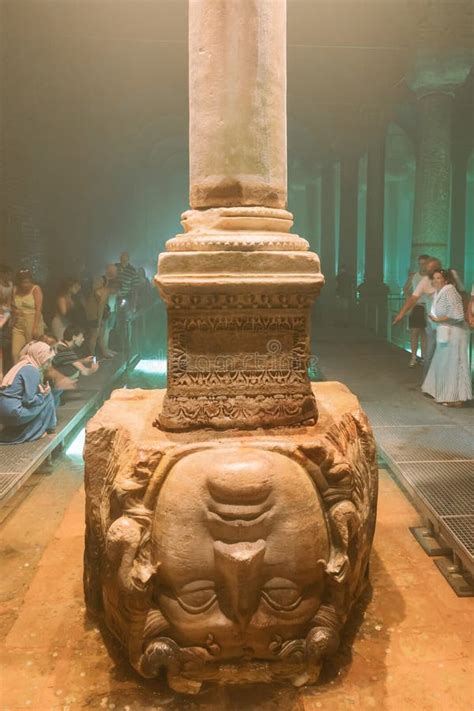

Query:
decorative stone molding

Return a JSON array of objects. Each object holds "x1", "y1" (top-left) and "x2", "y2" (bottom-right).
[
  {"x1": 158, "y1": 292, "x2": 317, "y2": 311},
  {"x1": 167, "y1": 236, "x2": 309, "y2": 253},
  {"x1": 165, "y1": 207, "x2": 309, "y2": 253}
]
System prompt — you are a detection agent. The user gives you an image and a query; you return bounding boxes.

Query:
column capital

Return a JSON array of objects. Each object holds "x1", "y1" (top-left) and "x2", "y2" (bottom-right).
[{"x1": 407, "y1": 50, "x2": 473, "y2": 99}]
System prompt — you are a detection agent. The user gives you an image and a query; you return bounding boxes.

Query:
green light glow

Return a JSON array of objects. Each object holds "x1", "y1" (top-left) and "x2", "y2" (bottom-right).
[
  {"x1": 66, "y1": 427, "x2": 86, "y2": 458},
  {"x1": 133, "y1": 359, "x2": 167, "y2": 375}
]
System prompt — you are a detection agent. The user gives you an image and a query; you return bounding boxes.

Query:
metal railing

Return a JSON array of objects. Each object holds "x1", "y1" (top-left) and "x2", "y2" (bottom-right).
[{"x1": 113, "y1": 301, "x2": 164, "y2": 367}]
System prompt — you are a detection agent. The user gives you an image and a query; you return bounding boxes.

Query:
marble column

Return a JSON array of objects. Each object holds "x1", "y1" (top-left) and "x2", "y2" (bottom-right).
[
  {"x1": 288, "y1": 183, "x2": 306, "y2": 240},
  {"x1": 358, "y1": 129, "x2": 389, "y2": 336},
  {"x1": 450, "y1": 140, "x2": 468, "y2": 278},
  {"x1": 156, "y1": 0, "x2": 323, "y2": 430},
  {"x1": 362, "y1": 128, "x2": 389, "y2": 292},
  {"x1": 383, "y1": 176, "x2": 401, "y2": 292},
  {"x1": 465, "y1": 159, "x2": 474, "y2": 289},
  {"x1": 305, "y1": 180, "x2": 321, "y2": 254},
  {"x1": 189, "y1": 0, "x2": 286, "y2": 209},
  {"x1": 383, "y1": 124, "x2": 416, "y2": 291},
  {"x1": 338, "y1": 156, "x2": 359, "y2": 283},
  {"x1": 320, "y1": 161, "x2": 336, "y2": 296},
  {"x1": 409, "y1": 51, "x2": 472, "y2": 264}
]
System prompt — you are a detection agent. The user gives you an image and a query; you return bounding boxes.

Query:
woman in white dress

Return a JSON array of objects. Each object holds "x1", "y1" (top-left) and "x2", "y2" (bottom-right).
[{"x1": 422, "y1": 269, "x2": 472, "y2": 407}]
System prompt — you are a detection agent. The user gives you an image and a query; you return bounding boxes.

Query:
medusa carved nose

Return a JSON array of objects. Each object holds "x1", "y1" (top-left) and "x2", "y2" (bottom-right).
[{"x1": 214, "y1": 539, "x2": 265, "y2": 632}]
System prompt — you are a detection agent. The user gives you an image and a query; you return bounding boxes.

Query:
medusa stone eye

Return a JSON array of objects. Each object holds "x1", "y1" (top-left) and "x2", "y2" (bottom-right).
[
  {"x1": 176, "y1": 581, "x2": 217, "y2": 614},
  {"x1": 261, "y1": 578, "x2": 303, "y2": 612}
]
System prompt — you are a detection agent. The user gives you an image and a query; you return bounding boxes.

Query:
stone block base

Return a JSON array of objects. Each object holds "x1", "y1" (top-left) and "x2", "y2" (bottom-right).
[{"x1": 84, "y1": 382, "x2": 378, "y2": 693}]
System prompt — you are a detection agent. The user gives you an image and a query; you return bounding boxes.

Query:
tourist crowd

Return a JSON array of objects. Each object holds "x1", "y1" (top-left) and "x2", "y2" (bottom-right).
[
  {"x1": 393, "y1": 256, "x2": 473, "y2": 407},
  {"x1": 1, "y1": 249, "x2": 472, "y2": 445},
  {"x1": 0, "y1": 253, "x2": 156, "y2": 444}
]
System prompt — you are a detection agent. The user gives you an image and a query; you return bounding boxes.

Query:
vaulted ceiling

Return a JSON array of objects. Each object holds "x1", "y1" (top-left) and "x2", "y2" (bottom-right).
[{"x1": 1, "y1": 0, "x2": 473, "y2": 273}]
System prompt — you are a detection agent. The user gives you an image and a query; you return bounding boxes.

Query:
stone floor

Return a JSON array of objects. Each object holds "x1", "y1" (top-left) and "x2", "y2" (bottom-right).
[{"x1": 1, "y1": 450, "x2": 472, "y2": 711}]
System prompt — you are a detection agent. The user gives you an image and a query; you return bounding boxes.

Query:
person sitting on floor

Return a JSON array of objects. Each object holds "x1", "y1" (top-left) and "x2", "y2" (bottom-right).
[
  {"x1": 0, "y1": 341, "x2": 57, "y2": 444},
  {"x1": 52, "y1": 324, "x2": 99, "y2": 391}
]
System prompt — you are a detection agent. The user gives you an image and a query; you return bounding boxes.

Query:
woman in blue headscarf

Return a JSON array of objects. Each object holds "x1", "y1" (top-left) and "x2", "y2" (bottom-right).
[{"x1": 0, "y1": 341, "x2": 57, "y2": 443}]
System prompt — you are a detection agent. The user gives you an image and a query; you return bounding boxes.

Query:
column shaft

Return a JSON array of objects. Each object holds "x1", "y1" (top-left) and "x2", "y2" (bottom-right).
[
  {"x1": 320, "y1": 161, "x2": 336, "y2": 288},
  {"x1": 450, "y1": 142, "x2": 468, "y2": 278},
  {"x1": 365, "y1": 134, "x2": 386, "y2": 284},
  {"x1": 305, "y1": 182, "x2": 320, "y2": 253},
  {"x1": 411, "y1": 92, "x2": 453, "y2": 264},
  {"x1": 338, "y1": 157, "x2": 359, "y2": 279},
  {"x1": 189, "y1": 0, "x2": 287, "y2": 209}
]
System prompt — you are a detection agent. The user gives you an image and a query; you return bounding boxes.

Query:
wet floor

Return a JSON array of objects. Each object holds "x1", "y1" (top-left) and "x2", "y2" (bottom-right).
[{"x1": 1, "y1": 445, "x2": 472, "y2": 710}]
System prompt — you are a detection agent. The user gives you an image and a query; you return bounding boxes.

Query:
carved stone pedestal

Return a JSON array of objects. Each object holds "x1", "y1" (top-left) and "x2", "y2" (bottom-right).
[
  {"x1": 84, "y1": 382, "x2": 378, "y2": 694},
  {"x1": 156, "y1": 208, "x2": 323, "y2": 431}
]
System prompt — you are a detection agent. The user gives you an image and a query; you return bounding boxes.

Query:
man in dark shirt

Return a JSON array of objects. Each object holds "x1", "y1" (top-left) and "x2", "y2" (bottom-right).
[{"x1": 53, "y1": 324, "x2": 99, "y2": 382}]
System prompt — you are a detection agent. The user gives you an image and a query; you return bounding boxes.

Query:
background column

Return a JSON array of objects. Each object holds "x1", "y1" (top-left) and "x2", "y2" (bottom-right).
[
  {"x1": 363, "y1": 129, "x2": 387, "y2": 291},
  {"x1": 450, "y1": 139, "x2": 469, "y2": 278},
  {"x1": 408, "y1": 51, "x2": 472, "y2": 265},
  {"x1": 320, "y1": 161, "x2": 336, "y2": 295},
  {"x1": 338, "y1": 156, "x2": 359, "y2": 282}
]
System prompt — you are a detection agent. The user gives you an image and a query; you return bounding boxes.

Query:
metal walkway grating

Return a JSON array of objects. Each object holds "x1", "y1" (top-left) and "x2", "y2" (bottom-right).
[
  {"x1": 441, "y1": 516, "x2": 474, "y2": 557},
  {"x1": 373, "y1": 425, "x2": 473, "y2": 463},
  {"x1": 370, "y1": 426, "x2": 473, "y2": 573},
  {"x1": 364, "y1": 402, "x2": 450, "y2": 427},
  {"x1": 314, "y1": 326, "x2": 474, "y2": 577},
  {"x1": 395, "y1": 462, "x2": 474, "y2": 517}
]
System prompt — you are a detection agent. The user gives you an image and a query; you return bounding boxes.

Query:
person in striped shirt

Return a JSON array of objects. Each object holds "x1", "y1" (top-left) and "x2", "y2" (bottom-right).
[
  {"x1": 115, "y1": 252, "x2": 140, "y2": 309},
  {"x1": 115, "y1": 252, "x2": 140, "y2": 352}
]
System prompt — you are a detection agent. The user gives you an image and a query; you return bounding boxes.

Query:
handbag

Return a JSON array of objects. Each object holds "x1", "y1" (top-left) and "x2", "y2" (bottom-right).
[{"x1": 436, "y1": 323, "x2": 451, "y2": 344}]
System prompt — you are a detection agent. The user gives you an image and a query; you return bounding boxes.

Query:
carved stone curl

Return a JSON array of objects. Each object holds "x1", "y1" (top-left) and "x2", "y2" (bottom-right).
[{"x1": 84, "y1": 382, "x2": 378, "y2": 694}]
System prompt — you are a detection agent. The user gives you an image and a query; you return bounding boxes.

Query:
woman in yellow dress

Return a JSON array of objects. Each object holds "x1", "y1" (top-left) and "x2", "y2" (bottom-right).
[{"x1": 11, "y1": 269, "x2": 45, "y2": 363}]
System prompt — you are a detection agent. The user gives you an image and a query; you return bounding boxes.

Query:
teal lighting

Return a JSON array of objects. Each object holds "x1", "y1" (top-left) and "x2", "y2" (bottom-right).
[
  {"x1": 66, "y1": 427, "x2": 86, "y2": 458},
  {"x1": 134, "y1": 358, "x2": 167, "y2": 375}
]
